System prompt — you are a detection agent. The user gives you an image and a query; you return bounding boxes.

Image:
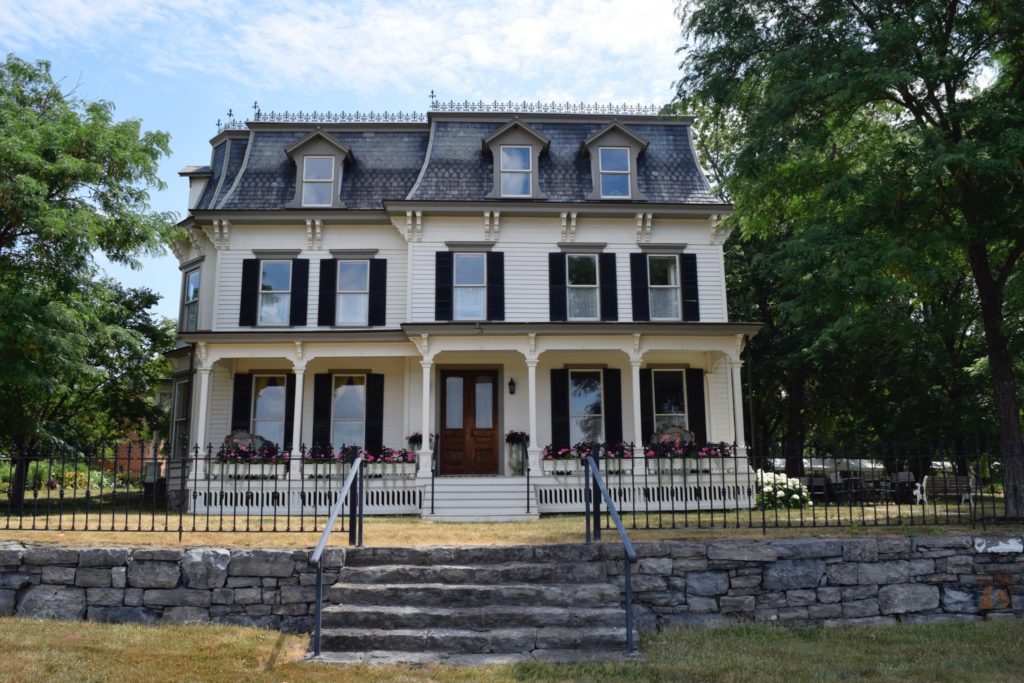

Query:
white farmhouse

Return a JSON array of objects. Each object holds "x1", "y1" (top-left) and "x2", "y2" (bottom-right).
[{"x1": 168, "y1": 103, "x2": 759, "y2": 520}]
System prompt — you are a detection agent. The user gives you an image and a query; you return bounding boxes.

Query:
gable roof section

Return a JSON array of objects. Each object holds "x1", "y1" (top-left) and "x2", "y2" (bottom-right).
[
  {"x1": 482, "y1": 119, "x2": 551, "y2": 151},
  {"x1": 284, "y1": 129, "x2": 352, "y2": 157},
  {"x1": 581, "y1": 121, "x2": 649, "y2": 153}
]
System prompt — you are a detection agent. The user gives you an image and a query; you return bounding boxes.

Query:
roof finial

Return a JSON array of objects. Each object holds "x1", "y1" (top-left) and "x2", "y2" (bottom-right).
[
  {"x1": 429, "y1": 90, "x2": 438, "y2": 109},
  {"x1": 252, "y1": 100, "x2": 261, "y2": 121}
]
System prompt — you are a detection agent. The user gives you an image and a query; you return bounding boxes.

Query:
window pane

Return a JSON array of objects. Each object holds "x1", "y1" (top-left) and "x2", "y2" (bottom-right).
[
  {"x1": 568, "y1": 288, "x2": 598, "y2": 319},
  {"x1": 648, "y1": 256, "x2": 678, "y2": 286},
  {"x1": 338, "y1": 261, "x2": 369, "y2": 291},
  {"x1": 303, "y1": 156, "x2": 333, "y2": 180},
  {"x1": 475, "y1": 377, "x2": 493, "y2": 429},
  {"x1": 336, "y1": 293, "x2": 368, "y2": 325},
  {"x1": 454, "y1": 253, "x2": 486, "y2": 285},
  {"x1": 261, "y1": 261, "x2": 292, "y2": 291},
  {"x1": 302, "y1": 182, "x2": 333, "y2": 206},
  {"x1": 332, "y1": 376, "x2": 366, "y2": 421},
  {"x1": 649, "y1": 289, "x2": 680, "y2": 319},
  {"x1": 599, "y1": 147, "x2": 629, "y2": 172},
  {"x1": 253, "y1": 377, "x2": 286, "y2": 420},
  {"x1": 653, "y1": 371, "x2": 685, "y2": 415},
  {"x1": 569, "y1": 371, "x2": 602, "y2": 416},
  {"x1": 252, "y1": 420, "x2": 284, "y2": 447},
  {"x1": 567, "y1": 255, "x2": 597, "y2": 285},
  {"x1": 570, "y1": 416, "x2": 603, "y2": 445},
  {"x1": 445, "y1": 377, "x2": 463, "y2": 429},
  {"x1": 185, "y1": 302, "x2": 199, "y2": 331},
  {"x1": 260, "y1": 292, "x2": 290, "y2": 324},
  {"x1": 454, "y1": 287, "x2": 485, "y2": 319},
  {"x1": 500, "y1": 172, "x2": 531, "y2": 197},
  {"x1": 185, "y1": 271, "x2": 200, "y2": 301},
  {"x1": 600, "y1": 173, "x2": 630, "y2": 198},
  {"x1": 500, "y1": 146, "x2": 530, "y2": 171},
  {"x1": 332, "y1": 422, "x2": 363, "y2": 449}
]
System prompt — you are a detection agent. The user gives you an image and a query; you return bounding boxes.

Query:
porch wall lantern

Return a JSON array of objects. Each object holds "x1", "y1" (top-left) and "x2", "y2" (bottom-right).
[{"x1": 508, "y1": 378, "x2": 516, "y2": 395}]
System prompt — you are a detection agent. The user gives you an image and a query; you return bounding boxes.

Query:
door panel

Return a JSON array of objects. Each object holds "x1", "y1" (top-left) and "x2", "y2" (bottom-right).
[{"x1": 440, "y1": 370, "x2": 499, "y2": 475}]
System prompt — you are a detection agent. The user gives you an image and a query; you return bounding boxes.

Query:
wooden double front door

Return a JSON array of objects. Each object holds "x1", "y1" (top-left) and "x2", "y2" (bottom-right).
[{"x1": 439, "y1": 369, "x2": 499, "y2": 475}]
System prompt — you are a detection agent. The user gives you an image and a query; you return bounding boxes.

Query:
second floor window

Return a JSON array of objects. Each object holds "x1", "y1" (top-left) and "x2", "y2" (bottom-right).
[
  {"x1": 336, "y1": 260, "x2": 369, "y2": 325},
  {"x1": 569, "y1": 369, "x2": 604, "y2": 444},
  {"x1": 259, "y1": 260, "x2": 292, "y2": 325},
  {"x1": 182, "y1": 268, "x2": 200, "y2": 331},
  {"x1": 648, "y1": 255, "x2": 680, "y2": 320},
  {"x1": 252, "y1": 374, "x2": 286, "y2": 447},
  {"x1": 302, "y1": 156, "x2": 334, "y2": 207},
  {"x1": 454, "y1": 253, "x2": 486, "y2": 320},
  {"x1": 567, "y1": 254, "x2": 598, "y2": 320},
  {"x1": 599, "y1": 147, "x2": 630, "y2": 198},
  {"x1": 499, "y1": 145, "x2": 531, "y2": 197}
]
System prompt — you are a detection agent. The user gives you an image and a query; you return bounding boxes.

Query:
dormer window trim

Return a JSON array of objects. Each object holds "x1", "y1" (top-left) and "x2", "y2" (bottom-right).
[
  {"x1": 582, "y1": 122, "x2": 648, "y2": 202},
  {"x1": 483, "y1": 119, "x2": 550, "y2": 200},
  {"x1": 284, "y1": 130, "x2": 351, "y2": 209}
]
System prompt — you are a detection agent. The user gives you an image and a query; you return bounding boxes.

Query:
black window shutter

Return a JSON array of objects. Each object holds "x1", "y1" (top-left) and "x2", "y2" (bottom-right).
[
  {"x1": 685, "y1": 368, "x2": 707, "y2": 444},
  {"x1": 317, "y1": 259, "x2": 337, "y2": 326},
  {"x1": 550, "y1": 369, "x2": 570, "y2": 449},
  {"x1": 680, "y1": 253, "x2": 700, "y2": 321},
  {"x1": 639, "y1": 368, "x2": 654, "y2": 446},
  {"x1": 283, "y1": 374, "x2": 296, "y2": 450},
  {"x1": 365, "y1": 373, "x2": 385, "y2": 454},
  {"x1": 435, "y1": 251, "x2": 453, "y2": 321},
  {"x1": 230, "y1": 374, "x2": 253, "y2": 433},
  {"x1": 602, "y1": 368, "x2": 623, "y2": 444},
  {"x1": 548, "y1": 252, "x2": 567, "y2": 322},
  {"x1": 289, "y1": 259, "x2": 309, "y2": 326},
  {"x1": 629, "y1": 253, "x2": 649, "y2": 322},
  {"x1": 486, "y1": 251, "x2": 505, "y2": 321},
  {"x1": 239, "y1": 259, "x2": 260, "y2": 326},
  {"x1": 368, "y1": 259, "x2": 388, "y2": 326},
  {"x1": 599, "y1": 253, "x2": 618, "y2": 321},
  {"x1": 312, "y1": 374, "x2": 332, "y2": 449}
]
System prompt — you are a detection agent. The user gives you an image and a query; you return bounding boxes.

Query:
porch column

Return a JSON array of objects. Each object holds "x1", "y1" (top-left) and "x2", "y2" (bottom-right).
[
  {"x1": 729, "y1": 358, "x2": 747, "y2": 450},
  {"x1": 526, "y1": 356, "x2": 540, "y2": 472},
  {"x1": 417, "y1": 358, "x2": 433, "y2": 478},
  {"x1": 194, "y1": 366, "x2": 211, "y2": 480},
  {"x1": 291, "y1": 363, "x2": 305, "y2": 454},
  {"x1": 630, "y1": 357, "x2": 643, "y2": 451}
]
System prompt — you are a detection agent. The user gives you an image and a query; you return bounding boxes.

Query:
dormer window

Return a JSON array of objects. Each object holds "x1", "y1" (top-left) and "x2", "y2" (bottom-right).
[
  {"x1": 599, "y1": 147, "x2": 630, "y2": 198},
  {"x1": 500, "y1": 146, "x2": 532, "y2": 197},
  {"x1": 302, "y1": 156, "x2": 335, "y2": 207}
]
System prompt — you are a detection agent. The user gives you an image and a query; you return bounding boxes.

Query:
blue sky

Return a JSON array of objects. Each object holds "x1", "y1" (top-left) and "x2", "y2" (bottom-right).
[{"x1": 1, "y1": 0, "x2": 686, "y2": 320}]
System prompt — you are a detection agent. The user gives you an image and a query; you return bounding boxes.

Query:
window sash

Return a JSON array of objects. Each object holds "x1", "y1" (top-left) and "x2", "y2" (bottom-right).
[
  {"x1": 331, "y1": 374, "x2": 366, "y2": 449},
  {"x1": 500, "y1": 145, "x2": 532, "y2": 197},
  {"x1": 568, "y1": 369, "x2": 604, "y2": 445},
  {"x1": 567, "y1": 254, "x2": 599, "y2": 321},
  {"x1": 182, "y1": 269, "x2": 200, "y2": 332},
  {"x1": 453, "y1": 253, "x2": 487, "y2": 320},
  {"x1": 599, "y1": 147, "x2": 630, "y2": 198},
  {"x1": 302, "y1": 156, "x2": 335, "y2": 207},
  {"x1": 647, "y1": 255, "x2": 681, "y2": 320},
  {"x1": 303, "y1": 156, "x2": 334, "y2": 181},
  {"x1": 336, "y1": 260, "x2": 369, "y2": 326},
  {"x1": 171, "y1": 380, "x2": 190, "y2": 456},
  {"x1": 652, "y1": 369, "x2": 688, "y2": 435},
  {"x1": 251, "y1": 374, "x2": 287, "y2": 447},
  {"x1": 259, "y1": 260, "x2": 291, "y2": 325}
]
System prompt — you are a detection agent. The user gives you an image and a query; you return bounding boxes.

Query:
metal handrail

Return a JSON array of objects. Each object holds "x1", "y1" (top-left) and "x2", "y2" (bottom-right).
[
  {"x1": 310, "y1": 456, "x2": 365, "y2": 657},
  {"x1": 583, "y1": 449, "x2": 638, "y2": 653}
]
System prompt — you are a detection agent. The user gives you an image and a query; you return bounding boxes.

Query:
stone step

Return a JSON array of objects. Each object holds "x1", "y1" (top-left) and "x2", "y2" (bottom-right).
[
  {"x1": 320, "y1": 604, "x2": 626, "y2": 630},
  {"x1": 343, "y1": 543, "x2": 604, "y2": 567},
  {"x1": 326, "y1": 581, "x2": 621, "y2": 608},
  {"x1": 337, "y1": 561, "x2": 606, "y2": 585},
  {"x1": 318, "y1": 626, "x2": 627, "y2": 654},
  {"x1": 314, "y1": 648, "x2": 642, "y2": 666}
]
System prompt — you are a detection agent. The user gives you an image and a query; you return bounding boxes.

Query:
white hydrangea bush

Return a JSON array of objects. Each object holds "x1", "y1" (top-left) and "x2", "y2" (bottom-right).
[{"x1": 755, "y1": 470, "x2": 812, "y2": 510}]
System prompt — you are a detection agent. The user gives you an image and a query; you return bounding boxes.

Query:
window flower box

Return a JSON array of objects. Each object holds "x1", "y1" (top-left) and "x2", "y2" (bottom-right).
[
  {"x1": 209, "y1": 462, "x2": 287, "y2": 480},
  {"x1": 302, "y1": 461, "x2": 343, "y2": 479},
  {"x1": 542, "y1": 458, "x2": 582, "y2": 476}
]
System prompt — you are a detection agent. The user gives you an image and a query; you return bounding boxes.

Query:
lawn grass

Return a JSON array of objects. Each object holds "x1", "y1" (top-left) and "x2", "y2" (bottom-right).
[{"x1": 1, "y1": 617, "x2": 1022, "y2": 682}]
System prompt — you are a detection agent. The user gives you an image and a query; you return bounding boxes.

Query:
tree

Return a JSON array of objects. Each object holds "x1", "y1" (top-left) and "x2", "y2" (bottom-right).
[
  {"x1": 676, "y1": 1, "x2": 1024, "y2": 514},
  {"x1": 0, "y1": 55, "x2": 178, "y2": 503}
]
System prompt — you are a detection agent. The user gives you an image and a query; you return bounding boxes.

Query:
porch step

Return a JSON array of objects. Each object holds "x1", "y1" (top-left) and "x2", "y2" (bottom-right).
[
  {"x1": 315, "y1": 543, "x2": 635, "y2": 665},
  {"x1": 423, "y1": 476, "x2": 538, "y2": 521}
]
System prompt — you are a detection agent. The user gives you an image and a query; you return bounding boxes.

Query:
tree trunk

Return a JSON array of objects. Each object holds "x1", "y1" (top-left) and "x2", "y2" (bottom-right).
[
  {"x1": 967, "y1": 243, "x2": 1024, "y2": 518},
  {"x1": 9, "y1": 453, "x2": 29, "y2": 508},
  {"x1": 783, "y1": 377, "x2": 806, "y2": 477}
]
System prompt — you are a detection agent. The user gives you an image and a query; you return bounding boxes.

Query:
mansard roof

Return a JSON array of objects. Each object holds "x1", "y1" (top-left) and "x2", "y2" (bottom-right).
[{"x1": 188, "y1": 111, "x2": 726, "y2": 212}]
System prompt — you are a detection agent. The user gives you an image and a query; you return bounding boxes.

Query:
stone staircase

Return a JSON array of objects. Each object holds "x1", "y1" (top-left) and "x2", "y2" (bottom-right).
[
  {"x1": 315, "y1": 544, "x2": 637, "y2": 665},
  {"x1": 422, "y1": 476, "x2": 538, "y2": 522}
]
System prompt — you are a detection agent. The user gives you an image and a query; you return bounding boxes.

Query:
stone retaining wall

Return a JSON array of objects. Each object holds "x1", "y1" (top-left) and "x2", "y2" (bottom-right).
[
  {"x1": 608, "y1": 534, "x2": 1024, "y2": 629},
  {"x1": 1, "y1": 533, "x2": 1022, "y2": 633}
]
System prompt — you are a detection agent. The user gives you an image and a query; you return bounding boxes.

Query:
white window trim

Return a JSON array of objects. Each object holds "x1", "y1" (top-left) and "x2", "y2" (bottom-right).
[
  {"x1": 250, "y1": 374, "x2": 287, "y2": 447},
  {"x1": 182, "y1": 268, "x2": 200, "y2": 332},
  {"x1": 302, "y1": 155, "x2": 335, "y2": 208},
  {"x1": 568, "y1": 368, "x2": 605, "y2": 445},
  {"x1": 647, "y1": 254, "x2": 682, "y2": 321},
  {"x1": 599, "y1": 146, "x2": 631, "y2": 199},
  {"x1": 453, "y1": 252, "x2": 487, "y2": 321},
  {"x1": 651, "y1": 369, "x2": 689, "y2": 435},
  {"x1": 336, "y1": 259, "x2": 369, "y2": 327},
  {"x1": 331, "y1": 373, "x2": 367, "y2": 449},
  {"x1": 499, "y1": 145, "x2": 532, "y2": 198},
  {"x1": 566, "y1": 253, "x2": 600, "y2": 321},
  {"x1": 258, "y1": 260, "x2": 292, "y2": 327}
]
